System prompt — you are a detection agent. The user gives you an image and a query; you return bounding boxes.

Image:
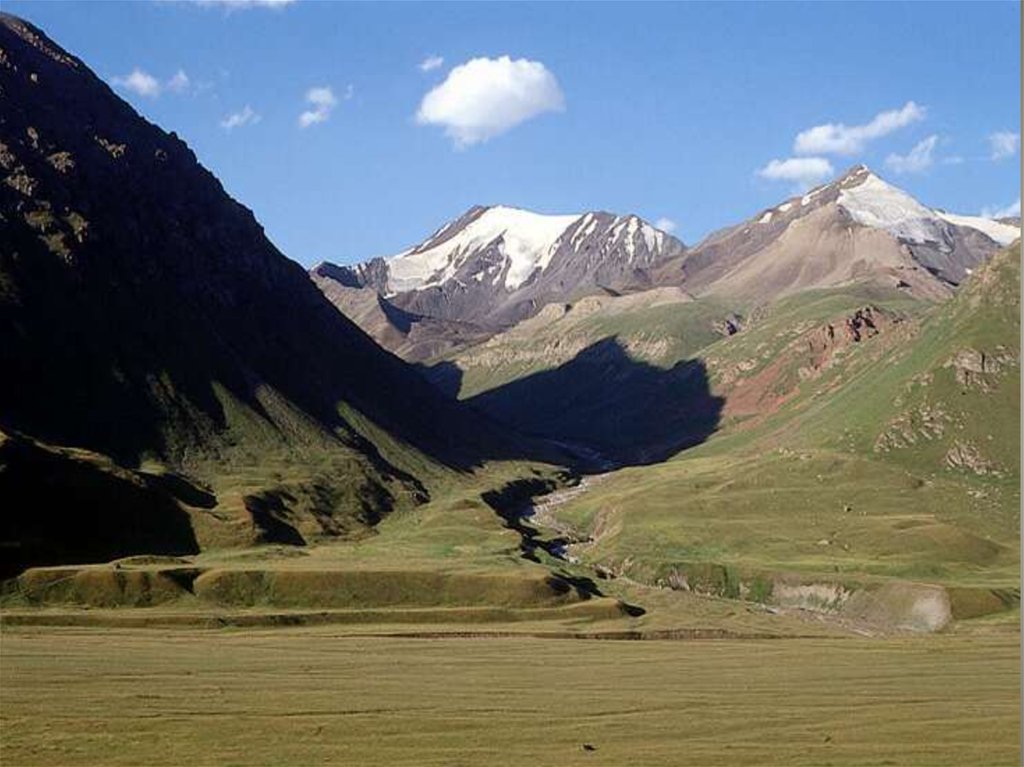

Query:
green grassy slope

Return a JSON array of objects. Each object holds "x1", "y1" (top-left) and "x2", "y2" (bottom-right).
[
  {"x1": 551, "y1": 245, "x2": 1020, "y2": 596},
  {"x1": 438, "y1": 290, "x2": 729, "y2": 399}
]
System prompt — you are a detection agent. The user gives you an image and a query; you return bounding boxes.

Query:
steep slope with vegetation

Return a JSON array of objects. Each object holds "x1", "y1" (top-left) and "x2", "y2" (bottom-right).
[
  {"x1": 549, "y1": 244, "x2": 1020, "y2": 614},
  {"x1": 0, "y1": 14, "x2": 549, "y2": 574}
]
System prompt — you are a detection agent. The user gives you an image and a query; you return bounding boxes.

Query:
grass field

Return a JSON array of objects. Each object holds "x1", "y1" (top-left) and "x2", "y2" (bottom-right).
[{"x1": 0, "y1": 627, "x2": 1018, "y2": 767}]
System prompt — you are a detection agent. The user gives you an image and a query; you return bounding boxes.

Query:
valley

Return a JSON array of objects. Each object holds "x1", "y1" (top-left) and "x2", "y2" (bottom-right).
[
  {"x1": 0, "y1": 7, "x2": 1019, "y2": 766},
  {"x1": 2, "y1": 629, "x2": 1019, "y2": 767}
]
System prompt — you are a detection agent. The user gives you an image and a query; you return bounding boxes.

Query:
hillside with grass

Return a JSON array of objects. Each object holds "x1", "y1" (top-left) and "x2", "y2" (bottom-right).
[
  {"x1": 544, "y1": 244, "x2": 1020, "y2": 623},
  {"x1": 0, "y1": 14, "x2": 559, "y2": 574},
  {"x1": 0, "y1": 10, "x2": 1017, "y2": 639}
]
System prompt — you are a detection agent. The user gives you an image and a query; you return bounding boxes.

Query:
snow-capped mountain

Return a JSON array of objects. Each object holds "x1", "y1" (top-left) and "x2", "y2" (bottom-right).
[
  {"x1": 317, "y1": 205, "x2": 685, "y2": 328},
  {"x1": 660, "y1": 165, "x2": 1019, "y2": 302},
  {"x1": 836, "y1": 166, "x2": 1018, "y2": 250}
]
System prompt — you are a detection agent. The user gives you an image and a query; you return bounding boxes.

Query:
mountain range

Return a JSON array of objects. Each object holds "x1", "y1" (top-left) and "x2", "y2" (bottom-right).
[
  {"x1": 0, "y1": 10, "x2": 1019, "y2": 603},
  {"x1": 312, "y1": 206, "x2": 685, "y2": 359},
  {"x1": 656, "y1": 164, "x2": 1018, "y2": 302},
  {"x1": 314, "y1": 165, "x2": 1018, "y2": 362}
]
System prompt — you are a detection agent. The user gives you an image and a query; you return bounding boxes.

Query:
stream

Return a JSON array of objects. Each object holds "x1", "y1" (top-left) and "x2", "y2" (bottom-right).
[{"x1": 517, "y1": 473, "x2": 613, "y2": 562}]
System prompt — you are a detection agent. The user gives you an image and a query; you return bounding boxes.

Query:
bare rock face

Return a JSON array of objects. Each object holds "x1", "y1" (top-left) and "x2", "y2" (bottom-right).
[
  {"x1": 945, "y1": 346, "x2": 1017, "y2": 390},
  {"x1": 805, "y1": 306, "x2": 900, "y2": 358},
  {"x1": 309, "y1": 265, "x2": 492, "y2": 362},
  {"x1": 712, "y1": 313, "x2": 744, "y2": 337}
]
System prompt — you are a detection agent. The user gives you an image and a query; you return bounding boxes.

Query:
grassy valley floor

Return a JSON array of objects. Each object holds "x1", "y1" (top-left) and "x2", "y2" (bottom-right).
[{"x1": 0, "y1": 626, "x2": 1018, "y2": 767}]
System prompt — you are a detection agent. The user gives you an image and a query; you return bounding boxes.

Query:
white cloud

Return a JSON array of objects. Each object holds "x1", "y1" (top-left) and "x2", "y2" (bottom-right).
[
  {"x1": 988, "y1": 131, "x2": 1020, "y2": 161},
  {"x1": 756, "y1": 157, "x2": 835, "y2": 190},
  {"x1": 298, "y1": 86, "x2": 338, "y2": 128},
  {"x1": 419, "y1": 55, "x2": 444, "y2": 73},
  {"x1": 416, "y1": 55, "x2": 565, "y2": 148},
  {"x1": 654, "y1": 217, "x2": 677, "y2": 234},
  {"x1": 166, "y1": 69, "x2": 190, "y2": 94},
  {"x1": 186, "y1": 0, "x2": 296, "y2": 8},
  {"x1": 220, "y1": 105, "x2": 260, "y2": 130},
  {"x1": 884, "y1": 134, "x2": 938, "y2": 175},
  {"x1": 111, "y1": 68, "x2": 162, "y2": 98},
  {"x1": 794, "y1": 101, "x2": 926, "y2": 155},
  {"x1": 981, "y1": 198, "x2": 1021, "y2": 219},
  {"x1": 343, "y1": 83, "x2": 354, "y2": 100}
]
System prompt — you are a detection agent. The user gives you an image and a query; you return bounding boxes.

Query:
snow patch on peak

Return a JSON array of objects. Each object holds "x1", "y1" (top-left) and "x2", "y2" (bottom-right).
[
  {"x1": 837, "y1": 173, "x2": 943, "y2": 244},
  {"x1": 385, "y1": 206, "x2": 582, "y2": 292},
  {"x1": 836, "y1": 170, "x2": 1017, "y2": 246},
  {"x1": 935, "y1": 212, "x2": 1020, "y2": 246},
  {"x1": 643, "y1": 219, "x2": 664, "y2": 252},
  {"x1": 570, "y1": 212, "x2": 598, "y2": 249},
  {"x1": 605, "y1": 214, "x2": 666, "y2": 262},
  {"x1": 839, "y1": 164, "x2": 873, "y2": 184}
]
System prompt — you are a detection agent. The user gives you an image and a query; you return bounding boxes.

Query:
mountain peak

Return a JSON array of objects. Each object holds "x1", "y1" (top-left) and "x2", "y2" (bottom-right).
[
  {"x1": 835, "y1": 163, "x2": 876, "y2": 187},
  {"x1": 841, "y1": 163, "x2": 871, "y2": 176},
  {"x1": 316, "y1": 205, "x2": 685, "y2": 328}
]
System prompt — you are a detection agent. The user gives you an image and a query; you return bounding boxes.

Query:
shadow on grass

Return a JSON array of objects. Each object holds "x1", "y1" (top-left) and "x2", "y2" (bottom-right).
[
  {"x1": 0, "y1": 435, "x2": 200, "y2": 580},
  {"x1": 466, "y1": 337, "x2": 724, "y2": 467}
]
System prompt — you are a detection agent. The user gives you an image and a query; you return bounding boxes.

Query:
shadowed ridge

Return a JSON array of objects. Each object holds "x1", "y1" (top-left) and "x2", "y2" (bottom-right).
[
  {"x1": 466, "y1": 338, "x2": 724, "y2": 466},
  {"x1": 0, "y1": 13, "x2": 567, "y2": 571},
  {"x1": 0, "y1": 432, "x2": 200, "y2": 579}
]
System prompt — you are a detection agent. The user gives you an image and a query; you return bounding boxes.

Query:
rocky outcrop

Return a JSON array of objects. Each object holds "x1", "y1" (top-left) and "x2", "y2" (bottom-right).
[
  {"x1": 944, "y1": 440, "x2": 998, "y2": 475},
  {"x1": 944, "y1": 346, "x2": 1017, "y2": 390}
]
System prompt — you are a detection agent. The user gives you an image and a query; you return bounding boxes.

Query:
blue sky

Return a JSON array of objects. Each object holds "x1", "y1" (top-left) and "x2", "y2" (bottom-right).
[{"x1": 8, "y1": 0, "x2": 1021, "y2": 267}]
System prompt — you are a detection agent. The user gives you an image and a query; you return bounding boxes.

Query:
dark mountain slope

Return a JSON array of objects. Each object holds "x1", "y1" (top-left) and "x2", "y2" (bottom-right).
[{"x1": 0, "y1": 14, "x2": 543, "y2": 571}]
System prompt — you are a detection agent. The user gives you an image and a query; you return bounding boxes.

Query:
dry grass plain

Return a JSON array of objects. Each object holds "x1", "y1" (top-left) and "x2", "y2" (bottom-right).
[{"x1": 1, "y1": 625, "x2": 1018, "y2": 767}]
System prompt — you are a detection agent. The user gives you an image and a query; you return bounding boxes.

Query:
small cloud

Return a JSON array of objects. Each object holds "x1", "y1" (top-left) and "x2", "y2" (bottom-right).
[
  {"x1": 981, "y1": 198, "x2": 1021, "y2": 219},
  {"x1": 942, "y1": 155, "x2": 965, "y2": 165},
  {"x1": 885, "y1": 134, "x2": 938, "y2": 175},
  {"x1": 111, "y1": 68, "x2": 162, "y2": 98},
  {"x1": 794, "y1": 101, "x2": 926, "y2": 156},
  {"x1": 988, "y1": 131, "x2": 1020, "y2": 161},
  {"x1": 343, "y1": 83, "x2": 354, "y2": 100},
  {"x1": 419, "y1": 55, "x2": 444, "y2": 72},
  {"x1": 166, "y1": 69, "x2": 190, "y2": 94},
  {"x1": 416, "y1": 55, "x2": 565, "y2": 148},
  {"x1": 654, "y1": 217, "x2": 677, "y2": 234},
  {"x1": 757, "y1": 157, "x2": 835, "y2": 191},
  {"x1": 220, "y1": 104, "x2": 260, "y2": 130},
  {"x1": 299, "y1": 85, "x2": 338, "y2": 128},
  {"x1": 185, "y1": 0, "x2": 296, "y2": 8}
]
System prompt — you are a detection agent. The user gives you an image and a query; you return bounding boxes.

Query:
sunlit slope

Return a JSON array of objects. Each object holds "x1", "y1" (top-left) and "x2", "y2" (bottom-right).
[{"x1": 552, "y1": 244, "x2": 1020, "y2": 591}]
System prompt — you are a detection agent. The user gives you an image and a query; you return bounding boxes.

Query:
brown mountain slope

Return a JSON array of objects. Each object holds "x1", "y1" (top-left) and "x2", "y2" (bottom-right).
[{"x1": 655, "y1": 165, "x2": 1016, "y2": 306}]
